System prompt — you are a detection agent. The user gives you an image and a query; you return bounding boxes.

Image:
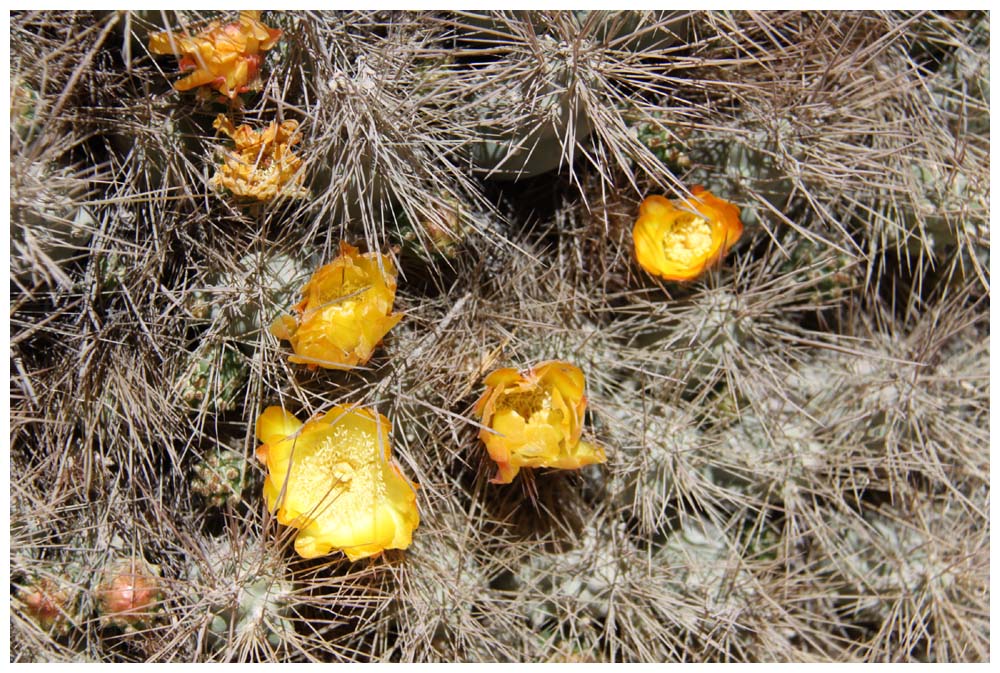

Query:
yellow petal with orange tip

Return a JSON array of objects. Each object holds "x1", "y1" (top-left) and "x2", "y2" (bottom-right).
[
  {"x1": 148, "y1": 30, "x2": 188, "y2": 55},
  {"x1": 473, "y1": 360, "x2": 606, "y2": 484},
  {"x1": 173, "y1": 68, "x2": 219, "y2": 92}
]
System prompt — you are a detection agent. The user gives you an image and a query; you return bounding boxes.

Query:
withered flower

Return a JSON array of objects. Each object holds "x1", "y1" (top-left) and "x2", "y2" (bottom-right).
[{"x1": 212, "y1": 114, "x2": 309, "y2": 202}]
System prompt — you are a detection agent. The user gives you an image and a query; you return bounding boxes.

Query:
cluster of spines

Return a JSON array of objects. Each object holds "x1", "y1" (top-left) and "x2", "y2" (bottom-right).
[{"x1": 9, "y1": 9, "x2": 988, "y2": 662}]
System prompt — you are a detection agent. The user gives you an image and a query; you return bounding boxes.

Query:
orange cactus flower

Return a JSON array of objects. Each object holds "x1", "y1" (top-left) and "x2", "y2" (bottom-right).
[
  {"x1": 255, "y1": 405, "x2": 420, "y2": 561},
  {"x1": 148, "y1": 10, "x2": 282, "y2": 99},
  {"x1": 633, "y1": 186, "x2": 744, "y2": 282},
  {"x1": 211, "y1": 114, "x2": 309, "y2": 202},
  {"x1": 270, "y1": 243, "x2": 402, "y2": 370},
  {"x1": 473, "y1": 360, "x2": 606, "y2": 484}
]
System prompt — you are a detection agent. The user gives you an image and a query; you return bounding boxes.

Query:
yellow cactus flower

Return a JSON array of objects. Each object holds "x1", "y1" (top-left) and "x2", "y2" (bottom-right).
[
  {"x1": 271, "y1": 243, "x2": 402, "y2": 370},
  {"x1": 211, "y1": 114, "x2": 309, "y2": 202},
  {"x1": 473, "y1": 360, "x2": 606, "y2": 484},
  {"x1": 633, "y1": 186, "x2": 744, "y2": 282},
  {"x1": 255, "y1": 405, "x2": 420, "y2": 561},
  {"x1": 148, "y1": 10, "x2": 282, "y2": 99}
]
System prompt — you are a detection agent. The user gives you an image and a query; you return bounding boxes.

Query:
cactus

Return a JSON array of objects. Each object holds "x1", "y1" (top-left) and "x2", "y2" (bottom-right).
[
  {"x1": 714, "y1": 408, "x2": 828, "y2": 499},
  {"x1": 467, "y1": 38, "x2": 594, "y2": 180},
  {"x1": 391, "y1": 509, "x2": 508, "y2": 661},
  {"x1": 628, "y1": 288, "x2": 755, "y2": 391},
  {"x1": 515, "y1": 515, "x2": 634, "y2": 630},
  {"x1": 191, "y1": 252, "x2": 312, "y2": 340},
  {"x1": 190, "y1": 447, "x2": 251, "y2": 508},
  {"x1": 606, "y1": 400, "x2": 703, "y2": 533},
  {"x1": 655, "y1": 516, "x2": 751, "y2": 632},
  {"x1": 9, "y1": 10, "x2": 989, "y2": 664},
  {"x1": 777, "y1": 237, "x2": 860, "y2": 307},
  {"x1": 188, "y1": 538, "x2": 295, "y2": 656},
  {"x1": 10, "y1": 158, "x2": 98, "y2": 284},
  {"x1": 805, "y1": 498, "x2": 989, "y2": 660}
]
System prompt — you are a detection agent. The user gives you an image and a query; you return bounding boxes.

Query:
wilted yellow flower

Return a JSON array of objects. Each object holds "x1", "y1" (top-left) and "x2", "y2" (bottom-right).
[
  {"x1": 211, "y1": 114, "x2": 309, "y2": 202},
  {"x1": 148, "y1": 10, "x2": 282, "y2": 99},
  {"x1": 270, "y1": 243, "x2": 402, "y2": 370},
  {"x1": 633, "y1": 186, "x2": 744, "y2": 282},
  {"x1": 255, "y1": 405, "x2": 420, "y2": 561},
  {"x1": 473, "y1": 360, "x2": 606, "y2": 484}
]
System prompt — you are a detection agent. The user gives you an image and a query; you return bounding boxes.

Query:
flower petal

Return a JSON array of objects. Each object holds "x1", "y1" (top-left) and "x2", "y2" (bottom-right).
[{"x1": 256, "y1": 406, "x2": 303, "y2": 445}]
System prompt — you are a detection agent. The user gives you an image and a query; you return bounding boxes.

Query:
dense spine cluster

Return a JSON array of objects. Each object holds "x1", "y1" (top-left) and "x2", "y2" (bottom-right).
[{"x1": 10, "y1": 10, "x2": 989, "y2": 662}]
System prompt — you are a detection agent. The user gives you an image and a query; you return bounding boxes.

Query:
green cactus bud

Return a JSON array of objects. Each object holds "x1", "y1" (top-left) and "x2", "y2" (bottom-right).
[
  {"x1": 629, "y1": 115, "x2": 693, "y2": 172},
  {"x1": 11, "y1": 80, "x2": 39, "y2": 142},
  {"x1": 191, "y1": 448, "x2": 250, "y2": 508},
  {"x1": 177, "y1": 342, "x2": 247, "y2": 414}
]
